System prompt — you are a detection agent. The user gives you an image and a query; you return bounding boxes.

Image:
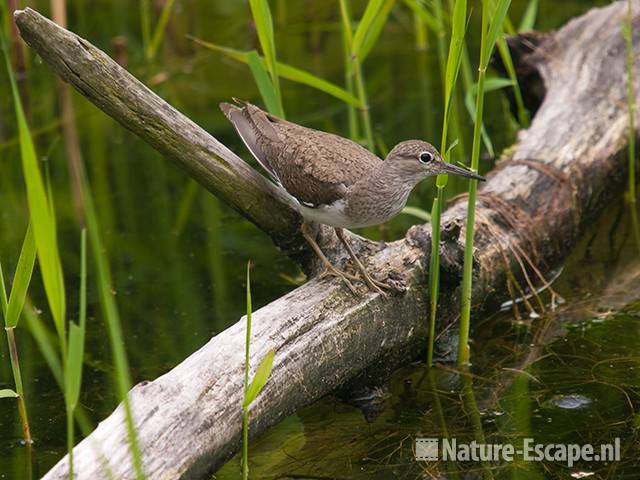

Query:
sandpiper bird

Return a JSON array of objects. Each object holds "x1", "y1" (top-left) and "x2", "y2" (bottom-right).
[{"x1": 220, "y1": 99, "x2": 485, "y2": 295}]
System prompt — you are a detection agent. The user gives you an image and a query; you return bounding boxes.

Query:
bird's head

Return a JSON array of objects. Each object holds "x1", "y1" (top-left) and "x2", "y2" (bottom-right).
[{"x1": 384, "y1": 140, "x2": 486, "y2": 183}]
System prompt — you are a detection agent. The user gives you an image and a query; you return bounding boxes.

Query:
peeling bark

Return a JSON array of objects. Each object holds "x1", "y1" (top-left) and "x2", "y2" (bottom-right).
[{"x1": 12, "y1": 1, "x2": 640, "y2": 478}]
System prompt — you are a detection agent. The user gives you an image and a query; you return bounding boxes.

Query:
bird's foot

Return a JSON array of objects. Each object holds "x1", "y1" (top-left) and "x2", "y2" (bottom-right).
[
  {"x1": 319, "y1": 265, "x2": 359, "y2": 295},
  {"x1": 353, "y1": 268, "x2": 390, "y2": 297}
]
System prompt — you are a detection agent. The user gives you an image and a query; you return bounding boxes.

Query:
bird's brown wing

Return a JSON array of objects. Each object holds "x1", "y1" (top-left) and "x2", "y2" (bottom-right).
[{"x1": 220, "y1": 99, "x2": 382, "y2": 206}]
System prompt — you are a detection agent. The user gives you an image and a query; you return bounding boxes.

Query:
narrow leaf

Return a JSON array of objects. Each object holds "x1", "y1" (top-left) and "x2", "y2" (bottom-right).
[
  {"x1": 66, "y1": 229, "x2": 87, "y2": 410},
  {"x1": 443, "y1": 0, "x2": 468, "y2": 106},
  {"x1": 0, "y1": 389, "x2": 19, "y2": 399},
  {"x1": 351, "y1": 0, "x2": 385, "y2": 59},
  {"x1": 464, "y1": 78, "x2": 513, "y2": 156},
  {"x1": 147, "y1": 0, "x2": 176, "y2": 59},
  {"x1": 401, "y1": 206, "x2": 431, "y2": 222},
  {"x1": 189, "y1": 38, "x2": 362, "y2": 107},
  {"x1": 518, "y1": 0, "x2": 539, "y2": 32},
  {"x1": 2, "y1": 30, "x2": 66, "y2": 339},
  {"x1": 482, "y1": 0, "x2": 513, "y2": 68},
  {"x1": 403, "y1": 0, "x2": 439, "y2": 34},
  {"x1": 247, "y1": 50, "x2": 282, "y2": 116},
  {"x1": 358, "y1": 0, "x2": 396, "y2": 62},
  {"x1": 445, "y1": 138, "x2": 460, "y2": 157},
  {"x1": 277, "y1": 62, "x2": 362, "y2": 107},
  {"x1": 249, "y1": 0, "x2": 282, "y2": 113},
  {"x1": 244, "y1": 261, "x2": 252, "y2": 394},
  {"x1": 0, "y1": 261, "x2": 9, "y2": 318},
  {"x1": 243, "y1": 350, "x2": 275, "y2": 408},
  {"x1": 65, "y1": 322, "x2": 85, "y2": 409},
  {"x1": 5, "y1": 224, "x2": 36, "y2": 329}
]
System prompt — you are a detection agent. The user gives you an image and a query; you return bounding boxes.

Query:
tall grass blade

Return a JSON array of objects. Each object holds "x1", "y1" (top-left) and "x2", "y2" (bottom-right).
[
  {"x1": 339, "y1": 0, "x2": 360, "y2": 140},
  {"x1": 5, "y1": 225, "x2": 36, "y2": 329},
  {"x1": 344, "y1": 0, "x2": 394, "y2": 151},
  {"x1": 459, "y1": 0, "x2": 512, "y2": 366},
  {"x1": 81, "y1": 169, "x2": 145, "y2": 479},
  {"x1": 401, "y1": 206, "x2": 431, "y2": 222},
  {"x1": 0, "y1": 262, "x2": 7, "y2": 315},
  {"x1": 22, "y1": 299, "x2": 95, "y2": 436},
  {"x1": 241, "y1": 262, "x2": 275, "y2": 478},
  {"x1": 464, "y1": 77, "x2": 514, "y2": 154},
  {"x1": 249, "y1": 0, "x2": 284, "y2": 116},
  {"x1": 427, "y1": 197, "x2": 440, "y2": 367},
  {"x1": 4, "y1": 327, "x2": 31, "y2": 442},
  {"x1": 140, "y1": 0, "x2": 152, "y2": 57},
  {"x1": 351, "y1": 0, "x2": 385, "y2": 60},
  {"x1": 1, "y1": 18, "x2": 66, "y2": 348},
  {"x1": 428, "y1": 0, "x2": 467, "y2": 366},
  {"x1": 495, "y1": 37, "x2": 529, "y2": 127},
  {"x1": 0, "y1": 223, "x2": 35, "y2": 445},
  {"x1": 188, "y1": 38, "x2": 362, "y2": 107},
  {"x1": 147, "y1": 0, "x2": 176, "y2": 60},
  {"x1": 403, "y1": 0, "x2": 439, "y2": 34},
  {"x1": 438, "y1": 0, "x2": 467, "y2": 164},
  {"x1": 242, "y1": 261, "x2": 252, "y2": 480},
  {"x1": 484, "y1": 0, "x2": 512, "y2": 62},
  {"x1": 243, "y1": 350, "x2": 275, "y2": 408},
  {"x1": 66, "y1": 229, "x2": 87, "y2": 412},
  {"x1": 247, "y1": 50, "x2": 282, "y2": 115},
  {"x1": 356, "y1": 0, "x2": 395, "y2": 63},
  {"x1": 0, "y1": 389, "x2": 19, "y2": 398},
  {"x1": 518, "y1": 0, "x2": 539, "y2": 32}
]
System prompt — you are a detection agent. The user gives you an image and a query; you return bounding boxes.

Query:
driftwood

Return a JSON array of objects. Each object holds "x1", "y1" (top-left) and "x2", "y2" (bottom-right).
[{"x1": 13, "y1": 1, "x2": 640, "y2": 478}]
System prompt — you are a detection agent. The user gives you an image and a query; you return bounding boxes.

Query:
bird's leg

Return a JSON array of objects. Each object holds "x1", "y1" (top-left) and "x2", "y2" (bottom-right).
[
  {"x1": 335, "y1": 228, "x2": 391, "y2": 296},
  {"x1": 300, "y1": 222, "x2": 358, "y2": 295}
]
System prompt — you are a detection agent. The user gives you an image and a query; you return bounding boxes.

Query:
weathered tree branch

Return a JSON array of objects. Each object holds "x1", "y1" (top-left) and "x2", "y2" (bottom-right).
[
  {"x1": 15, "y1": 1, "x2": 640, "y2": 479},
  {"x1": 14, "y1": 7, "x2": 304, "y2": 258}
]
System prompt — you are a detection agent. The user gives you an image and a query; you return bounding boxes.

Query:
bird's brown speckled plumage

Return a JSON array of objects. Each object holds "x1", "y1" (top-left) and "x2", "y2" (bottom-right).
[{"x1": 220, "y1": 100, "x2": 381, "y2": 207}]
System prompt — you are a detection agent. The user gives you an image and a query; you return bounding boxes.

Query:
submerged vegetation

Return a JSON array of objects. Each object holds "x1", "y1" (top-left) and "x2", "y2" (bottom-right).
[{"x1": 0, "y1": 0, "x2": 637, "y2": 478}]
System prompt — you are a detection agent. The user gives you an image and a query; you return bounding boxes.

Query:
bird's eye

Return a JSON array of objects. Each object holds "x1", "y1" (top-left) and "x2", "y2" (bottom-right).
[{"x1": 419, "y1": 151, "x2": 434, "y2": 164}]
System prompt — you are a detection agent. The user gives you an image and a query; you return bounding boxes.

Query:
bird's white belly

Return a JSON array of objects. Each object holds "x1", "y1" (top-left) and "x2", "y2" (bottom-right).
[
  {"x1": 295, "y1": 199, "x2": 398, "y2": 229},
  {"x1": 296, "y1": 200, "x2": 355, "y2": 228}
]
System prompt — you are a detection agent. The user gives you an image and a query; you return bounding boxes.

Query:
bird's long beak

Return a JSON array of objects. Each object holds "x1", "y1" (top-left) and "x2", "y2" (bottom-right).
[{"x1": 442, "y1": 162, "x2": 486, "y2": 181}]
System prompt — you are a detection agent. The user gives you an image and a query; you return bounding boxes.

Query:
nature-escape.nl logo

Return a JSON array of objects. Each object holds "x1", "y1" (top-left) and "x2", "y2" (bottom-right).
[{"x1": 415, "y1": 437, "x2": 621, "y2": 467}]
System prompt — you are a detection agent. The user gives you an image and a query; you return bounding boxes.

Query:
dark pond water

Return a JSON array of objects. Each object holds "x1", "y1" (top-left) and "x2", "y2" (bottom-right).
[{"x1": 0, "y1": 0, "x2": 636, "y2": 479}]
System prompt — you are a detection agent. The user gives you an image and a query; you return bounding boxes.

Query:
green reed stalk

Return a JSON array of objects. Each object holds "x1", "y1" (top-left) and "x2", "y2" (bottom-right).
[
  {"x1": 81, "y1": 169, "x2": 146, "y2": 479},
  {"x1": 242, "y1": 262, "x2": 274, "y2": 480},
  {"x1": 495, "y1": 37, "x2": 528, "y2": 127},
  {"x1": 459, "y1": 0, "x2": 512, "y2": 366},
  {"x1": 427, "y1": 0, "x2": 467, "y2": 366},
  {"x1": 339, "y1": 0, "x2": 360, "y2": 141},
  {"x1": 518, "y1": 0, "x2": 539, "y2": 33},
  {"x1": 0, "y1": 225, "x2": 36, "y2": 444},
  {"x1": 65, "y1": 229, "x2": 87, "y2": 479},
  {"x1": 343, "y1": 0, "x2": 395, "y2": 151},
  {"x1": 413, "y1": 8, "x2": 428, "y2": 51},
  {"x1": 189, "y1": 38, "x2": 361, "y2": 107},
  {"x1": 242, "y1": 261, "x2": 252, "y2": 480},
  {"x1": 249, "y1": 0, "x2": 284, "y2": 117},
  {"x1": 147, "y1": 0, "x2": 176, "y2": 60},
  {"x1": 5, "y1": 328, "x2": 31, "y2": 441},
  {"x1": 491, "y1": 0, "x2": 529, "y2": 127},
  {"x1": 2, "y1": 7, "x2": 67, "y2": 356},
  {"x1": 352, "y1": 59, "x2": 374, "y2": 150},
  {"x1": 140, "y1": 0, "x2": 151, "y2": 58},
  {"x1": 625, "y1": 0, "x2": 640, "y2": 253}
]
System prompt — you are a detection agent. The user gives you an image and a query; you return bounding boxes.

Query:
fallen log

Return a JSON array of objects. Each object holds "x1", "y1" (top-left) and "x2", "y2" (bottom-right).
[{"x1": 13, "y1": 1, "x2": 640, "y2": 478}]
